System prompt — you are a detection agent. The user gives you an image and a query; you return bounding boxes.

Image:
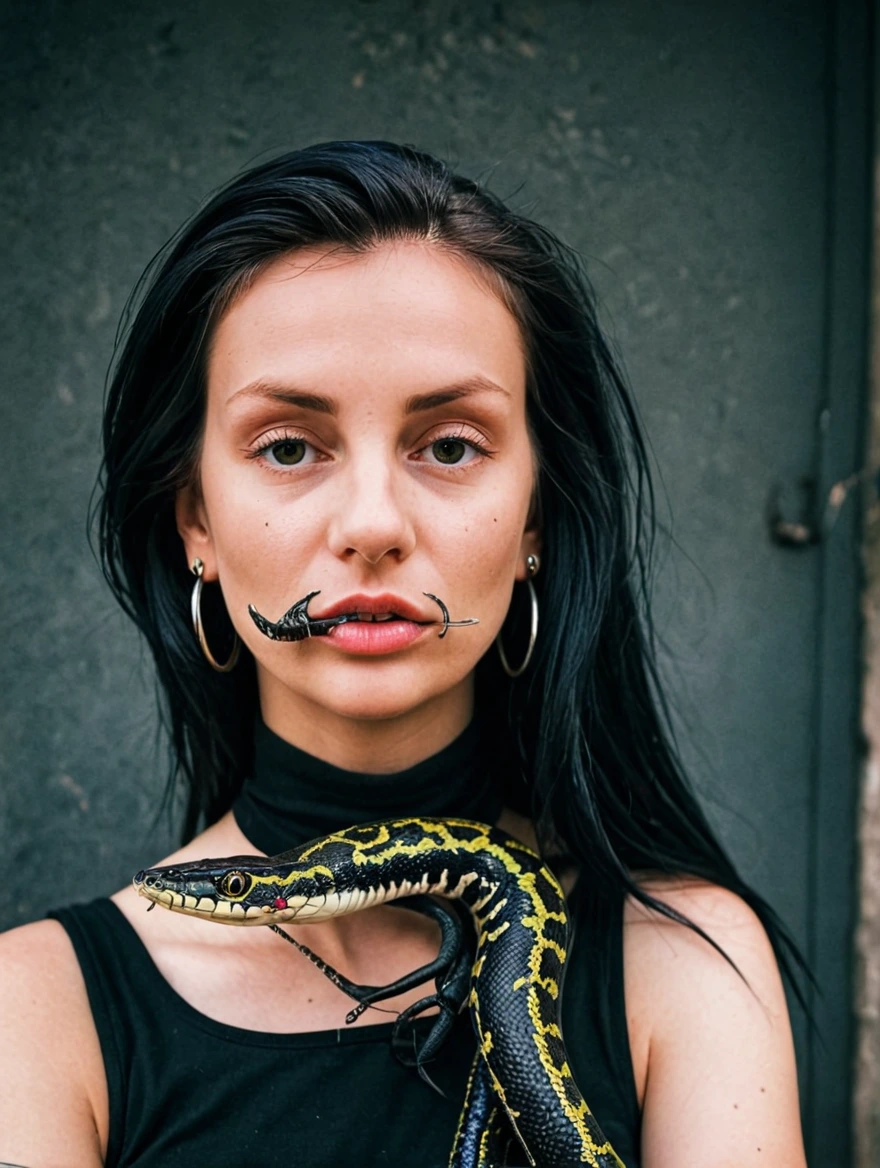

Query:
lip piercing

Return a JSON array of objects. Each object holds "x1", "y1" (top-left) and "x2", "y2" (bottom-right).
[
  {"x1": 420, "y1": 593, "x2": 479, "y2": 640},
  {"x1": 247, "y1": 591, "x2": 479, "y2": 643}
]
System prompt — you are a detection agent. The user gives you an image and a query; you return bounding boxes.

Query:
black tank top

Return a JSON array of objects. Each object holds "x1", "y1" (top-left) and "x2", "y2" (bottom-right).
[{"x1": 47, "y1": 879, "x2": 641, "y2": 1167}]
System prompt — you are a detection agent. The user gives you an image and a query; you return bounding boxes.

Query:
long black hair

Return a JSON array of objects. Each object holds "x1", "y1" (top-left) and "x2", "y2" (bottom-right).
[{"x1": 96, "y1": 139, "x2": 808, "y2": 1002}]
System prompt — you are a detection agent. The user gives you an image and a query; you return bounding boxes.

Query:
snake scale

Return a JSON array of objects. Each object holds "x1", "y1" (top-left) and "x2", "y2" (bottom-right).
[{"x1": 134, "y1": 817, "x2": 626, "y2": 1168}]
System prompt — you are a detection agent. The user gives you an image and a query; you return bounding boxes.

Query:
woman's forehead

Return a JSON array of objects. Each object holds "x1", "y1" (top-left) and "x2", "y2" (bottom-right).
[{"x1": 206, "y1": 240, "x2": 527, "y2": 408}]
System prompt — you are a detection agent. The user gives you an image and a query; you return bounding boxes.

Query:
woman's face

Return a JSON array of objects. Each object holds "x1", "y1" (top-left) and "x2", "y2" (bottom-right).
[{"x1": 177, "y1": 241, "x2": 540, "y2": 739}]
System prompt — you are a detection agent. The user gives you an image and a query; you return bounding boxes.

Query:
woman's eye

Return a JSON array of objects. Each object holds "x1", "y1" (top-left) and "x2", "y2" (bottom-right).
[
  {"x1": 268, "y1": 439, "x2": 307, "y2": 466},
  {"x1": 247, "y1": 432, "x2": 320, "y2": 469},
  {"x1": 431, "y1": 438, "x2": 470, "y2": 465},
  {"x1": 417, "y1": 430, "x2": 492, "y2": 468}
]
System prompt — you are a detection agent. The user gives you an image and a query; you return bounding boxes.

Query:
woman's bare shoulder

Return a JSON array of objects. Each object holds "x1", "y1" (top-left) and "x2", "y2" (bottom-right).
[
  {"x1": 0, "y1": 818, "x2": 245, "y2": 1164},
  {"x1": 624, "y1": 871, "x2": 777, "y2": 952},
  {"x1": 621, "y1": 874, "x2": 806, "y2": 1166},
  {"x1": 622, "y1": 874, "x2": 790, "y2": 1036},
  {"x1": 0, "y1": 916, "x2": 101, "y2": 1054},
  {"x1": 0, "y1": 919, "x2": 107, "y2": 1165}
]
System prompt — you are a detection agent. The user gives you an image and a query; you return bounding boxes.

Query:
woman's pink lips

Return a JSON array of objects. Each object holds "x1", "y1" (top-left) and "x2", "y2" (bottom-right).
[{"x1": 325, "y1": 619, "x2": 430, "y2": 654}]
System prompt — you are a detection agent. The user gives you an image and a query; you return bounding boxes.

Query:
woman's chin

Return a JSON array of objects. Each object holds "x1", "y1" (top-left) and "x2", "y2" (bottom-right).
[{"x1": 258, "y1": 660, "x2": 471, "y2": 725}]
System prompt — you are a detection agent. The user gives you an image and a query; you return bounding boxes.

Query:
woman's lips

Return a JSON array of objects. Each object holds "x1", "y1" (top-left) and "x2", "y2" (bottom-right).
[
  {"x1": 310, "y1": 592, "x2": 431, "y2": 623},
  {"x1": 325, "y1": 618, "x2": 429, "y2": 654}
]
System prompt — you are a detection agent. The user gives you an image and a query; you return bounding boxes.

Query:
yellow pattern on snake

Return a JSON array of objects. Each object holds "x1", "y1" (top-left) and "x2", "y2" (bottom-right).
[{"x1": 134, "y1": 817, "x2": 627, "y2": 1168}]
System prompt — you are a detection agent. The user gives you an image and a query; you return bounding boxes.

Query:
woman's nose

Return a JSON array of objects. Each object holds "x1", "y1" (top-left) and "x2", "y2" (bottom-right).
[{"x1": 325, "y1": 452, "x2": 417, "y2": 564}]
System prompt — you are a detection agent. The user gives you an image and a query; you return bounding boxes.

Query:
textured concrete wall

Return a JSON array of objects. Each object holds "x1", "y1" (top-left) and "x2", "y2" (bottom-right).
[
  {"x1": 0, "y1": 2, "x2": 866, "y2": 1157},
  {"x1": 0, "y1": 0, "x2": 828, "y2": 912}
]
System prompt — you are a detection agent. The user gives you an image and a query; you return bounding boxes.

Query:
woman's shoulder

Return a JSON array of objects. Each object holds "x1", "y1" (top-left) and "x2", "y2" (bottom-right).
[
  {"x1": 622, "y1": 872, "x2": 785, "y2": 1014},
  {"x1": 0, "y1": 817, "x2": 246, "y2": 1164},
  {"x1": 624, "y1": 871, "x2": 776, "y2": 950},
  {"x1": 0, "y1": 917, "x2": 107, "y2": 1164},
  {"x1": 621, "y1": 873, "x2": 806, "y2": 1164},
  {"x1": 0, "y1": 915, "x2": 102, "y2": 1054},
  {"x1": 0, "y1": 913, "x2": 89, "y2": 991}
]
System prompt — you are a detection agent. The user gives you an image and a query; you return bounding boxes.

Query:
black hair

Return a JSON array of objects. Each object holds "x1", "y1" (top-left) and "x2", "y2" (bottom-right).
[{"x1": 96, "y1": 139, "x2": 809, "y2": 1004}]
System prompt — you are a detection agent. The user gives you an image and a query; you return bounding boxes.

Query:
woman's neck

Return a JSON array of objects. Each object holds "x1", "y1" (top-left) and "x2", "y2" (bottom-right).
[
  {"x1": 231, "y1": 708, "x2": 505, "y2": 857},
  {"x1": 257, "y1": 675, "x2": 475, "y2": 773}
]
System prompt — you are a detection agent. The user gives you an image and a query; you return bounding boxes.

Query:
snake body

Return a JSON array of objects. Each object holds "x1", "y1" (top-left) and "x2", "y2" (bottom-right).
[{"x1": 134, "y1": 817, "x2": 625, "y2": 1168}]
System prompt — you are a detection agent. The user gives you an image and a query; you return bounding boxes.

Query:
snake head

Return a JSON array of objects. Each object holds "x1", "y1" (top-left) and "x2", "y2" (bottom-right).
[{"x1": 133, "y1": 853, "x2": 341, "y2": 925}]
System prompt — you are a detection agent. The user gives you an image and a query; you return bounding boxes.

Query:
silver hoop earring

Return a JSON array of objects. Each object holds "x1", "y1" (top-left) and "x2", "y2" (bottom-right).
[
  {"x1": 495, "y1": 554, "x2": 540, "y2": 678},
  {"x1": 190, "y1": 558, "x2": 241, "y2": 673}
]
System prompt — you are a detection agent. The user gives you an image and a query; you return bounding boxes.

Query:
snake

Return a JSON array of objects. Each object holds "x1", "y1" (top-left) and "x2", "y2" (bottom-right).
[{"x1": 134, "y1": 817, "x2": 626, "y2": 1168}]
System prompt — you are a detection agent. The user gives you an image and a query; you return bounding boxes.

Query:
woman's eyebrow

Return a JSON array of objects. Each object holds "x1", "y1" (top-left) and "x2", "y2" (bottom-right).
[{"x1": 227, "y1": 374, "x2": 510, "y2": 416}]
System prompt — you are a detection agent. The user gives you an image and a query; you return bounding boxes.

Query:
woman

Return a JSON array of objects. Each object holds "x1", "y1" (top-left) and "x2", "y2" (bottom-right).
[{"x1": 0, "y1": 140, "x2": 807, "y2": 1166}]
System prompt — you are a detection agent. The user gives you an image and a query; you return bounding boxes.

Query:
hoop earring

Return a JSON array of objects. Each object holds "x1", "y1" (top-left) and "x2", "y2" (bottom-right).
[
  {"x1": 190, "y1": 558, "x2": 241, "y2": 673},
  {"x1": 495, "y1": 554, "x2": 540, "y2": 678}
]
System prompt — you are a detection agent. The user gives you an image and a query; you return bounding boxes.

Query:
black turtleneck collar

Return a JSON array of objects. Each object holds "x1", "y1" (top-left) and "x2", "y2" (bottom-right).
[{"x1": 232, "y1": 714, "x2": 505, "y2": 857}]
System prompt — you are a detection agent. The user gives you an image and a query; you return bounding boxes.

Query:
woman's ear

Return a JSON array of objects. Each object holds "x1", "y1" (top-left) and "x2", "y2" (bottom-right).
[
  {"x1": 175, "y1": 481, "x2": 217, "y2": 579},
  {"x1": 518, "y1": 525, "x2": 543, "y2": 579},
  {"x1": 517, "y1": 490, "x2": 543, "y2": 578}
]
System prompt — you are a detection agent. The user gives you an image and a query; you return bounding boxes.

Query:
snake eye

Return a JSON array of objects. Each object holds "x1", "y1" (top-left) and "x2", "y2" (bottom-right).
[{"x1": 220, "y1": 870, "x2": 250, "y2": 898}]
